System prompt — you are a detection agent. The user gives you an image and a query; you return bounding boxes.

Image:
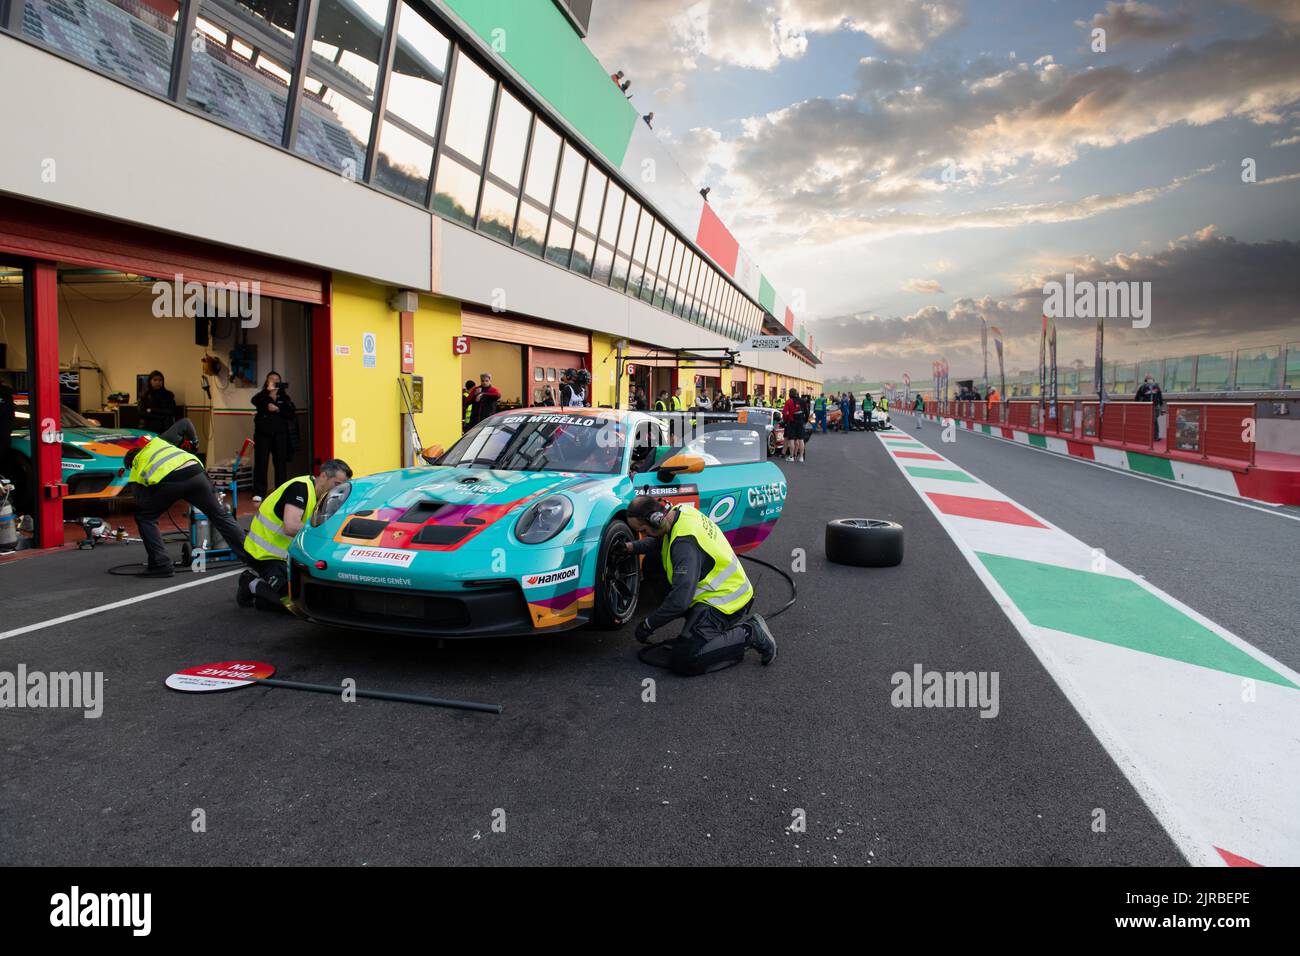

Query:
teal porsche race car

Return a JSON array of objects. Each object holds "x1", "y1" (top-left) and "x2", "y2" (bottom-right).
[
  {"x1": 5, "y1": 399, "x2": 153, "y2": 511},
  {"x1": 287, "y1": 407, "x2": 788, "y2": 637}
]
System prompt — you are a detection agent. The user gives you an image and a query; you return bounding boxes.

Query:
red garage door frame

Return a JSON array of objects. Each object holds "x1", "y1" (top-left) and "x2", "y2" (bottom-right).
[
  {"x1": 0, "y1": 197, "x2": 332, "y2": 548},
  {"x1": 0, "y1": 197, "x2": 327, "y2": 304}
]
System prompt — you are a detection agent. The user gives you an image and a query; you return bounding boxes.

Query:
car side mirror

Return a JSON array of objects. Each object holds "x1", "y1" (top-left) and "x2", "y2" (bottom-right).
[
  {"x1": 421, "y1": 444, "x2": 444, "y2": 465},
  {"x1": 656, "y1": 453, "x2": 705, "y2": 483}
]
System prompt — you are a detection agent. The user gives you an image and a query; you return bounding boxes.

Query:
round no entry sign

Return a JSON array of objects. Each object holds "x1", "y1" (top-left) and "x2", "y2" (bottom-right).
[{"x1": 166, "y1": 661, "x2": 276, "y2": 693}]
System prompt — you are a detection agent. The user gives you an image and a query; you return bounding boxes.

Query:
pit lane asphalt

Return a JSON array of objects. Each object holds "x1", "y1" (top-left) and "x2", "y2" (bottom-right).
[{"x1": 0, "y1": 433, "x2": 1185, "y2": 866}]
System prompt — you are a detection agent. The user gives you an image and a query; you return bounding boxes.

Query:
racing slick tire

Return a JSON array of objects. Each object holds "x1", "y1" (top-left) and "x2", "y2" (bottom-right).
[
  {"x1": 825, "y1": 518, "x2": 904, "y2": 568},
  {"x1": 591, "y1": 519, "x2": 640, "y2": 629},
  {"x1": 767, "y1": 431, "x2": 778, "y2": 457}
]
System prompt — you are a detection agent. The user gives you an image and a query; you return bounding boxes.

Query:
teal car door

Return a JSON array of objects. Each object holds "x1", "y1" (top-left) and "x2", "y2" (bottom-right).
[{"x1": 633, "y1": 413, "x2": 786, "y2": 553}]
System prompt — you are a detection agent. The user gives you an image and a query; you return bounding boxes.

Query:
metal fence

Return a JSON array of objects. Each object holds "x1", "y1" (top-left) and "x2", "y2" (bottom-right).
[{"x1": 989, "y1": 341, "x2": 1300, "y2": 397}]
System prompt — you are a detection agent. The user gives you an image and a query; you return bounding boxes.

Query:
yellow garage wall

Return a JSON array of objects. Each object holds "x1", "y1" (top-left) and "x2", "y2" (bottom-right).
[
  {"x1": 590, "y1": 332, "x2": 617, "y2": 407},
  {"x1": 331, "y1": 275, "x2": 399, "y2": 478},
  {"x1": 679, "y1": 361, "x2": 695, "y2": 407},
  {"x1": 330, "y1": 276, "x2": 462, "y2": 477},
  {"x1": 414, "y1": 293, "x2": 462, "y2": 454}
]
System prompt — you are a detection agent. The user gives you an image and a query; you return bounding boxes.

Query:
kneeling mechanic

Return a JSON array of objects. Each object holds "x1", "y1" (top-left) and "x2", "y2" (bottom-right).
[
  {"x1": 624, "y1": 495, "x2": 777, "y2": 675},
  {"x1": 238, "y1": 460, "x2": 352, "y2": 610}
]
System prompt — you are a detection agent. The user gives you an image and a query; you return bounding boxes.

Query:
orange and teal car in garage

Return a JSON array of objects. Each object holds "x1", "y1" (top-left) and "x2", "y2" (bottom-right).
[
  {"x1": 288, "y1": 407, "x2": 787, "y2": 638},
  {"x1": 6, "y1": 399, "x2": 152, "y2": 511}
]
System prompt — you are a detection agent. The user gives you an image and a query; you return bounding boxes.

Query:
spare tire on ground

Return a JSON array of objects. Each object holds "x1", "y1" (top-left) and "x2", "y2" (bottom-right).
[{"x1": 825, "y1": 518, "x2": 904, "y2": 567}]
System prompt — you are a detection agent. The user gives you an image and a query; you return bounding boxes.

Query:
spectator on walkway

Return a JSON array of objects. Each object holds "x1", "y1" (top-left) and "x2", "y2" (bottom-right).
[
  {"x1": 1135, "y1": 375, "x2": 1164, "y2": 440},
  {"x1": 782, "y1": 388, "x2": 806, "y2": 463}
]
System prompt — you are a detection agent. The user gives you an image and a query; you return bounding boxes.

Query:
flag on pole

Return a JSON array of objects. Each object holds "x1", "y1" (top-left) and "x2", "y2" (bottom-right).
[
  {"x1": 980, "y1": 319, "x2": 989, "y2": 396},
  {"x1": 1049, "y1": 320, "x2": 1058, "y2": 423},
  {"x1": 992, "y1": 325, "x2": 1005, "y2": 398},
  {"x1": 1094, "y1": 314, "x2": 1105, "y2": 403},
  {"x1": 1039, "y1": 315, "x2": 1048, "y2": 418}
]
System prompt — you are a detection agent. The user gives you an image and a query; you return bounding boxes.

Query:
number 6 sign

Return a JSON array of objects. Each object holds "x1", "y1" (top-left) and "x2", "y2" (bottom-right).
[{"x1": 452, "y1": 335, "x2": 471, "y2": 356}]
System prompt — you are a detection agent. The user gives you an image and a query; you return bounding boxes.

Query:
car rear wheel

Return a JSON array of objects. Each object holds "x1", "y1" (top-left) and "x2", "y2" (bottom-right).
[
  {"x1": 767, "y1": 431, "x2": 778, "y2": 456},
  {"x1": 591, "y1": 519, "x2": 639, "y2": 629}
]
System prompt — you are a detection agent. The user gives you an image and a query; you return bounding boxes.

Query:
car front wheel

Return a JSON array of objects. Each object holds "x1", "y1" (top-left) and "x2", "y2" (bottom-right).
[{"x1": 591, "y1": 519, "x2": 640, "y2": 629}]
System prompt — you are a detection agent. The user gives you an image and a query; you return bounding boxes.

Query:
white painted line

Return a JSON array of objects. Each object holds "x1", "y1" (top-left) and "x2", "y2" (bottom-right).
[
  {"x1": 0, "y1": 569, "x2": 242, "y2": 641},
  {"x1": 918, "y1": 419, "x2": 1300, "y2": 523}
]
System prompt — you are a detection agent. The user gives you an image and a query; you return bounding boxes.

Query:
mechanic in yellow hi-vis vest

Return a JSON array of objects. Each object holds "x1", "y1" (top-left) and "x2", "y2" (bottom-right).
[
  {"x1": 624, "y1": 495, "x2": 776, "y2": 675},
  {"x1": 238, "y1": 460, "x2": 352, "y2": 610},
  {"x1": 122, "y1": 418, "x2": 248, "y2": 577}
]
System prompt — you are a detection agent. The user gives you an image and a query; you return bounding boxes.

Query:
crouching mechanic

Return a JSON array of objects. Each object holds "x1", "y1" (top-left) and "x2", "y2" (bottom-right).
[
  {"x1": 123, "y1": 418, "x2": 249, "y2": 577},
  {"x1": 624, "y1": 495, "x2": 776, "y2": 674},
  {"x1": 238, "y1": 460, "x2": 352, "y2": 610}
]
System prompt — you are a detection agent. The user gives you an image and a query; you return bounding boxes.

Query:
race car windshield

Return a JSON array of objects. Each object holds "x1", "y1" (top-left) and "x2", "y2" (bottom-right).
[
  {"x1": 440, "y1": 414, "x2": 625, "y2": 475},
  {"x1": 11, "y1": 401, "x2": 97, "y2": 429}
]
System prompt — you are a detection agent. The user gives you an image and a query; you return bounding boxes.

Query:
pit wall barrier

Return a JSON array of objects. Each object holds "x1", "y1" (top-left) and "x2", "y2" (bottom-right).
[{"x1": 911, "y1": 399, "x2": 1300, "y2": 505}]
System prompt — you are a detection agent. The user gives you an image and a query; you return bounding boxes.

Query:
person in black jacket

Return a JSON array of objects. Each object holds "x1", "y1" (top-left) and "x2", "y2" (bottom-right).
[
  {"x1": 138, "y1": 370, "x2": 177, "y2": 434},
  {"x1": 251, "y1": 371, "x2": 296, "y2": 501},
  {"x1": 1135, "y1": 375, "x2": 1165, "y2": 440}
]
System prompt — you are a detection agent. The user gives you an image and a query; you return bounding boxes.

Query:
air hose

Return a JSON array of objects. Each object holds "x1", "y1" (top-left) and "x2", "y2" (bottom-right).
[{"x1": 636, "y1": 552, "x2": 798, "y2": 669}]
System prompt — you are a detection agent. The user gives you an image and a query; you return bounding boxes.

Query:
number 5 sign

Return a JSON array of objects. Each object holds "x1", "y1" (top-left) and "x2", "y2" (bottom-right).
[{"x1": 452, "y1": 335, "x2": 471, "y2": 356}]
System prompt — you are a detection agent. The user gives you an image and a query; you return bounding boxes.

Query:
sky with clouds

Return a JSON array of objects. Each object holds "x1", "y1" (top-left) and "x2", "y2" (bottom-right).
[{"x1": 585, "y1": 0, "x2": 1300, "y2": 384}]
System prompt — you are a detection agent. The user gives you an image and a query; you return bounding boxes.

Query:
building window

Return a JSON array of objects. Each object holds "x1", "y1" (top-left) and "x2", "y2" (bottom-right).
[
  {"x1": 293, "y1": 0, "x2": 390, "y2": 176},
  {"x1": 708, "y1": 271, "x2": 723, "y2": 332},
  {"x1": 640, "y1": 219, "x2": 664, "y2": 303},
  {"x1": 372, "y1": 2, "x2": 452, "y2": 203},
  {"x1": 681, "y1": 253, "x2": 699, "y2": 321},
  {"x1": 592, "y1": 182, "x2": 623, "y2": 285},
  {"x1": 514, "y1": 120, "x2": 560, "y2": 256},
  {"x1": 677, "y1": 252, "x2": 697, "y2": 319},
  {"x1": 21, "y1": 0, "x2": 179, "y2": 96},
  {"x1": 477, "y1": 87, "x2": 531, "y2": 242},
  {"x1": 432, "y1": 49, "x2": 494, "y2": 225},
  {"x1": 654, "y1": 235, "x2": 675, "y2": 309},
  {"x1": 544, "y1": 143, "x2": 584, "y2": 267},
  {"x1": 611, "y1": 194, "x2": 638, "y2": 292},
  {"x1": 183, "y1": 0, "x2": 301, "y2": 146},
  {"x1": 571, "y1": 165, "x2": 606, "y2": 277},
  {"x1": 697, "y1": 268, "x2": 713, "y2": 330},
  {"x1": 664, "y1": 238, "x2": 683, "y2": 314},
  {"x1": 627, "y1": 207, "x2": 651, "y2": 299}
]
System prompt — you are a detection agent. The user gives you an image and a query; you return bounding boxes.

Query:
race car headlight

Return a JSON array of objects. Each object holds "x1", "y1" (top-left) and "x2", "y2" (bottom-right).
[
  {"x1": 515, "y1": 495, "x2": 573, "y2": 544},
  {"x1": 311, "y1": 481, "x2": 352, "y2": 528}
]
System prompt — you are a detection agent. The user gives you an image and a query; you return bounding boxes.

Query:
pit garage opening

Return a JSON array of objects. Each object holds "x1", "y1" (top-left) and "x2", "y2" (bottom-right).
[
  {"x1": 0, "y1": 199, "x2": 329, "y2": 548},
  {"x1": 460, "y1": 308, "x2": 590, "y2": 413},
  {"x1": 1, "y1": 268, "x2": 313, "y2": 517}
]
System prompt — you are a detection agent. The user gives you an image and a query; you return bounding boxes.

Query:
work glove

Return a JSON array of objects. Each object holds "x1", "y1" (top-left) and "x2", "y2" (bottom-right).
[{"x1": 635, "y1": 619, "x2": 655, "y2": 643}]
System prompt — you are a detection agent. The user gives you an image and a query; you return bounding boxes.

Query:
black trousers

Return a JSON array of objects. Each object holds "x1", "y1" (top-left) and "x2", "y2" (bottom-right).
[
  {"x1": 253, "y1": 427, "x2": 290, "y2": 498},
  {"x1": 240, "y1": 559, "x2": 290, "y2": 611},
  {"x1": 136, "y1": 468, "x2": 248, "y2": 570},
  {"x1": 668, "y1": 600, "x2": 755, "y2": 676}
]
